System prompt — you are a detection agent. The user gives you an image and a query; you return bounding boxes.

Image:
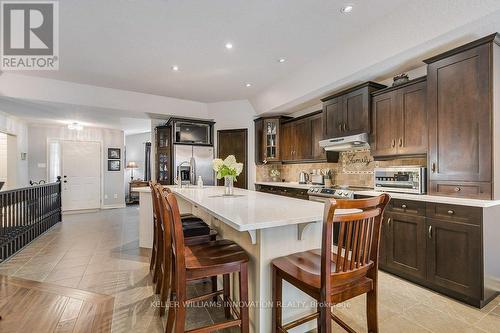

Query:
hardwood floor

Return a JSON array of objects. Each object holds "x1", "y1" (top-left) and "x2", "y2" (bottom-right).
[{"x1": 0, "y1": 275, "x2": 114, "y2": 333}]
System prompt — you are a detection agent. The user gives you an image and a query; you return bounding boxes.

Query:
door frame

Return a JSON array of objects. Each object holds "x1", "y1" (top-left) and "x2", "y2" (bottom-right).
[
  {"x1": 217, "y1": 128, "x2": 248, "y2": 189},
  {"x1": 46, "y1": 138, "x2": 103, "y2": 210}
]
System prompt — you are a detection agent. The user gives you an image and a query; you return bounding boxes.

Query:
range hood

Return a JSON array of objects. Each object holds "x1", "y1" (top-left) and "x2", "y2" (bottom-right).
[{"x1": 319, "y1": 133, "x2": 370, "y2": 152}]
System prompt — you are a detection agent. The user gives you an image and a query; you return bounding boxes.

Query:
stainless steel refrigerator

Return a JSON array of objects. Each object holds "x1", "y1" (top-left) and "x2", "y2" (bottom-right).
[{"x1": 173, "y1": 145, "x2": 215, "y2": 186}]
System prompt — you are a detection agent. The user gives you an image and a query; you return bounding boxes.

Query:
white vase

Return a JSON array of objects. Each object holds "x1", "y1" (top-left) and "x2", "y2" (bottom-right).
[{"x1": 224, "y1": 176, "x2": 234, "y2": 196}]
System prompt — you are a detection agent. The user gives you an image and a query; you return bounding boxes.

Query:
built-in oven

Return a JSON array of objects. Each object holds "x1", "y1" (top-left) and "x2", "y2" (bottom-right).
[{"x1": 374, "y1": 166, "x2": 426, "y2": 194}]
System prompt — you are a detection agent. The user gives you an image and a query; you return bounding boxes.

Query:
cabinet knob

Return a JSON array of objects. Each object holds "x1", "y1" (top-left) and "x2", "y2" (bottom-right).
[
  {"x1": 454, "y1": 187, "x2": 461, "y2": 192},
  {"x1": 386, "y1": 218, "x2": 391, "y2": 226},
  {"x1": 391, "y1": 139, "x2": 396, "y2": 148},
  {"x1": 431, "y1": 163, "x2": 436, "y2": 173},
  {"x1": 447, "y1": 210, "x2": 454, "y2": 215},
  {"x1": 343, "y1": 123, "x2": 347, "y2": 132},
  {"x1": 399, "y1": 138, "x2": 403, "y2": 147},
  {"x1": 428, "y1": 226, "x2": 432, "y2": 239},
  {"x1": 401, "y1": 204, "x2": 407, "y2": 209}
]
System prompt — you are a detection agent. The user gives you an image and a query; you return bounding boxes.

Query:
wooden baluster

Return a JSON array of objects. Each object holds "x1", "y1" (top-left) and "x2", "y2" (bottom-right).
[
  {"x1": 350, "y1": 220, "x2": 359, "y2": 271},
  {"x1": 343, "y1": 221, "x2": 353, "y2": 271},
  {"x1": 336, "y1": 222, "x2": 345, "y2": 272}
]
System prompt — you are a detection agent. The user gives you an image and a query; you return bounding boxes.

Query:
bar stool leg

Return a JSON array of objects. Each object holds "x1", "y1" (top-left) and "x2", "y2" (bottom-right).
[
  {"x1": 150, "y1": 220, "x2": 157, "y2": 274},
  {"x1": 366, "y1": 288, "x2": 378, "y2": 333},
  {"x1": 211, "y1": 276, "x2": 218, "y2": 302},
  {"x1": 239, "y1": 263, "x2": 249, "y2": 333},
  {"x1": 223, "y1": 274, "x2": 231, "y2": 319},
  {"x1": 272, "y1": 265, "x2": 282, "y2": 333},
  {"x1": 319, "y1": 301, "x2": 332, "y2": 333},
  {"x1": 174, "y1": 290, "x2": 187, "y2": 333},
  {"x1": 159, "y1": 255, "x2": 171, "y2": 317}
]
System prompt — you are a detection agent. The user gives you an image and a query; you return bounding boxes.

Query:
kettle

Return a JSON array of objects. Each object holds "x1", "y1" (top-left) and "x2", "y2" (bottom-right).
[{"x1": 298, "y1": 171, "x2": 309, "y2": 184}]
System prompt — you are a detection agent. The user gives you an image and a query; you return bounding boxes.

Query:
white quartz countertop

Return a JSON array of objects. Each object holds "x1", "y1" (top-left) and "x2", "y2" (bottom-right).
[
  {"x1": 169, "y1": 186, "x2": 359, "y2": 232},
  {"x1": 254, "y1": 182, "x2": 500, "y2": 208}
]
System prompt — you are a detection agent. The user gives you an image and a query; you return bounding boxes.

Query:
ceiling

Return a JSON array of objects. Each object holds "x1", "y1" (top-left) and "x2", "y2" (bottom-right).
[
  {"x1": 21, "y1": 0, "x2": 410, "y2": 103},
  {"x1": 0, "y1": 97, "x2": 152, "y2": 135}
]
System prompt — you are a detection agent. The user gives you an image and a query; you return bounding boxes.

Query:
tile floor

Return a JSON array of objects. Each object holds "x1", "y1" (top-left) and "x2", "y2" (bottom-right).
[{"x1": 0, "y1": 207, "x2": 499, "y2": 333}]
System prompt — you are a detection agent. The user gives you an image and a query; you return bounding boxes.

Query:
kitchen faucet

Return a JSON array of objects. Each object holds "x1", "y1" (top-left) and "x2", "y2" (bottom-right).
[{"x1": 176, "y1": 161, "x2": 191, "y2": 188}]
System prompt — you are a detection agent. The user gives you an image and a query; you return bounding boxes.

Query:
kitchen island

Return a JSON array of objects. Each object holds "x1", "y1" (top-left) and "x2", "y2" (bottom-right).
[{"x1": 137, "y1": 186, "x2": 361, "y2": 332}]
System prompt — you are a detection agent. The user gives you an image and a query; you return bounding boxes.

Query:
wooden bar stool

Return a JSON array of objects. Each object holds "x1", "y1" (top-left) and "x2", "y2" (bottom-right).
[
  {"x1": 162, "y1": 191, "x2": 250, "y2": 333},
  {"x1": 149, "y1": 183, "x2": 217, "y2": 307},
  {"x1": 271, "y1": 194, "x2": 390, "y2": 333}
]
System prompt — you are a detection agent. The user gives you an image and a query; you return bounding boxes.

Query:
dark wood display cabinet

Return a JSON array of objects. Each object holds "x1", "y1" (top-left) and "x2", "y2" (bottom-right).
[
  {"x1": 254, "y1": 116, "x2": 291, "y2": 165},
  {"x1": 371, "y1": 77, "x2": 427, "y2": 158},
  {"x1": 155, "y1": 125, "x2": 171, "y2": 185},
  {"x1": 321, "y1": 81, "x2": 386, "y2": 138},
  {"x1": 377, "y1": 198, "x2": 499, "y2": 308},
  {"x1": 424, "y1": 33, "x2": 500, "y2": 200}
]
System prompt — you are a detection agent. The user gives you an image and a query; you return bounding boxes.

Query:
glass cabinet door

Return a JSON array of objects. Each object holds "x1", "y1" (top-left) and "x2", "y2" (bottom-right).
[{"x1": 264, "y1": 119, "x2": 278, "y2": 160}]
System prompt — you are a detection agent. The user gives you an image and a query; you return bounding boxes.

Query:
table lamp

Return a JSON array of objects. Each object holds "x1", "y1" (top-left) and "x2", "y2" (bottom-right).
[{"x1": 126, "y1": 161, "x2": 139, "y2": 180}]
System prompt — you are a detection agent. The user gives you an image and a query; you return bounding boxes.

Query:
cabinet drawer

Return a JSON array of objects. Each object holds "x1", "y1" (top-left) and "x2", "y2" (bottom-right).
[
  {"x1": 387, "y1": 199, "x2": 425, "y2": 216},
  {"x1": 430, "y1": 181, "x2": 492, "y2": 200},
  {"x1": 426, "y1": 203, "x2": 482, "y2": 226}
]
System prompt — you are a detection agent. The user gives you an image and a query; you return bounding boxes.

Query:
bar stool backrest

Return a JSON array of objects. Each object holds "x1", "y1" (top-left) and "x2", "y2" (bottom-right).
[{"x1": 320, "y1": 194, "x2": 390, "y2": 295}]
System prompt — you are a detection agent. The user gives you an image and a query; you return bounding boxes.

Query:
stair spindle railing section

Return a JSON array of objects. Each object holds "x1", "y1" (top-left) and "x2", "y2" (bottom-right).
[{"x1": 0, "y1": 177, "x2": 62, "y2": 262}]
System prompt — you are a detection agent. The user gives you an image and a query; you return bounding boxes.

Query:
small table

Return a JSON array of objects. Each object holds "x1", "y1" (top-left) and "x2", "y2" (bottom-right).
[{"x1": 127, "y1": 180, "x2": 148, "y2": 204}]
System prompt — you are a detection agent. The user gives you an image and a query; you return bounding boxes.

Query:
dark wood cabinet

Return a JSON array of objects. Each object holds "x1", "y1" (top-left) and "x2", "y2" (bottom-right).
[
  {"x1": 425, "y1": 34, "x2": 498, "y2": 199},
  {"x1": 322, "y1": 82, "x2": 386, "y2": 138},
  {"x1": 155, "y1": 126, "x2": 171, "y2": 185},
  {"x1": 371, "y1": 77, "x2": 427, "y2": 158},
  {"x1": 310, "y1": 113, "x2": 326, "y2": 160},
  {"x1": 280, "y1": 111, "x2": 325, "y2": 162},
  {"x1": 255, "y1": 184, "x2": 309, "y2": 200},
  {"x1": 377, "y1": 198, "x2": 491, "y2": 307},
  {"x1": 426, "y1": 218, "x2": 481, "y2": 298},
  {"x1": 384, "y1": 212, "x2": 427, "y2": 280},
  {"x1": 254, "y1": 116, "x2": 290, "y2": 164}
]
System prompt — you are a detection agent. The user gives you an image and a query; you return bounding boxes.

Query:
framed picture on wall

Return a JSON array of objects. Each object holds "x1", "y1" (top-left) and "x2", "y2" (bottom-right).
[
  {"x1": 108, "y1": 148, "x2": 121, "y2": 159},
  {"x1": 108, "y1": 160, "x2": 121, "y2": 171}
]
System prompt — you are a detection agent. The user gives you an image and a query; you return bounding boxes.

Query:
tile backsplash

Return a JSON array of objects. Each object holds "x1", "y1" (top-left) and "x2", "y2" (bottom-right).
[{"x1": 256, "y1": 150, "x2": 426, "y2": 188}]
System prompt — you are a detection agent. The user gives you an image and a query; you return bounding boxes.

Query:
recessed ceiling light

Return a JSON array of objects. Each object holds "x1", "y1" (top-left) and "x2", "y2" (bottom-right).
[
  {"x1": 245, "y1": 83, "x2": 252, "y2": 87},
  {"x1": 225, "y1": 42, "x2": 233, "y2": 49},
  {"x1": 171, "y1": 65, "x2": 179, "y2": 71},
  {"x1": 340, "y1": 4, "x2": 354, "y2": 13},
  {"x1": 68, "y1": 122, "x2": 83, "y2": 131},
  {"x1": 278, "y1": 58, "x2": 286, "y2": 63}
]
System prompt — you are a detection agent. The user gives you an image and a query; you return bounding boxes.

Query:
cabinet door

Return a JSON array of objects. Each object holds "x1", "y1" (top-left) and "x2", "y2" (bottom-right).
[
  {"x1": 343, "y1": 87, "x2": 370, "y2": 135},
  {"x1": 385, "y1": 212, "x2": 426, "y2": 280},
  {"x1": 323, "y1": 97, "x2": 344, "y2": 138},
  {"x1": 280, "y1": 122, "x2": 294, "y2": 161},
  {"x1": 427, "y1": 43, "x2": 491, "y2": 183},
  {"x1": 293, "y1": 118, "x2": 312, "y2": 160},
  {"x1": 397, "y1": 80, "x2": 427, "y2": 155},
  {"x1": 426, "y1": 218, "x2": 481, "y2": 298},
  {"x1": 263, "y1": 118, "x2": 280, "y2": 162},
  {"x1": 371, "y1": 91, "x2": 398, "y2": 157},
  {"x1": 310, "y1": 113, "x2": 326, "y2": 160}
]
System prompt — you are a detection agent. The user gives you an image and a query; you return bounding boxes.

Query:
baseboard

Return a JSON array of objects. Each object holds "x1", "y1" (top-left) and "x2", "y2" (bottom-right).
[
  {"x1": 63, "y1": 209, "x2": 100, "y2": 215},
  {"x1": 101, "y1": 204, "x2": 126, "y2": 210}
]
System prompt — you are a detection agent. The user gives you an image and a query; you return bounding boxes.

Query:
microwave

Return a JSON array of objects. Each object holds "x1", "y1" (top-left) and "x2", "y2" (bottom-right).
[
  {"x1": 174, "y1": 121, "x2": 212, "y2": 145},
  {"x1": 374, "y1": 166, "x2": 426, "y2": 194}
]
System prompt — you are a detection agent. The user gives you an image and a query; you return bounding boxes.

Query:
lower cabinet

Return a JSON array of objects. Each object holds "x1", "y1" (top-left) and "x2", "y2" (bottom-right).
[
  {"x1": 255, "y1": 184, "x2": 309, "y2": 200},
  {"x1": 379, "y1": 200, "x2": 486, "y2": 307},
  {"x1": 426, "y1": 218, "x2": 481, "y2": 299},
  {"x1": 384, "y1": 212, "x2": 427, "y2": 281}
]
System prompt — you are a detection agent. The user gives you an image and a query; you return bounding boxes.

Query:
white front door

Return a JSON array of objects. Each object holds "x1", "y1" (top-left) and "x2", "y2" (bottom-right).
[{"x1": 61, "y1": 141, "x2": 101, "y2": 211}]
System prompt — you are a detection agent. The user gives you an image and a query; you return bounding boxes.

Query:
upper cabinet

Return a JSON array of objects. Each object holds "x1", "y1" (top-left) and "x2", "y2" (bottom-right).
[
  {"x1": 322, "y1": 82, "x2": 386, "y2": 138},
  {"x1": 424, "y1": 33, "x2": 499, "y2": 199},
  {"x1": 280, "y1": 111, "x2": 325, "y2": 162},
  {"x1": 254, "y1": 116, "x2": 290, "y2": 164},
  {"x1": 371, "y1": 77, "x2": 427, "y2": 158}
]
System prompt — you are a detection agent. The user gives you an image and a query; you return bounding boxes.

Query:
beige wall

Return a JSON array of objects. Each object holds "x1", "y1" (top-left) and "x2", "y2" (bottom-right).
[{"x1": 256, "y1": 150, "x2": 426, "y2": 188}]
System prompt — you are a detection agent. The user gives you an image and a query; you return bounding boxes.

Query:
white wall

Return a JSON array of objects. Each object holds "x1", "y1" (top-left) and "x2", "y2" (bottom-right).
[
  {"x1": 28, "y1": 124, "x2": 126, "y2": 208},
  {"x1": 124, "y1": 131, "x2": 151, "y2": 195},
  {"x1": 0, "y1": 111, "x2": 29, "y2": 187},
  {"x1": 208, "y1": 100, "x2": 257, "y2": 189}
]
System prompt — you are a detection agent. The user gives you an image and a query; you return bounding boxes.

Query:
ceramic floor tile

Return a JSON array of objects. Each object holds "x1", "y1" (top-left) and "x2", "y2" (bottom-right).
[{"x1": 1, "y1": 206, "x2": 497, "y2": 333}]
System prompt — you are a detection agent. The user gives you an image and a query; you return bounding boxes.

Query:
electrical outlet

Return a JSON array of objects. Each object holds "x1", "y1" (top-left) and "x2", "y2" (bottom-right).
[
  {"x1": 104, "y1": 194, "x2": 108, "y2": 199},
  {"x1": 114, "y1": 193, "x2": 118, "y2": 199}
]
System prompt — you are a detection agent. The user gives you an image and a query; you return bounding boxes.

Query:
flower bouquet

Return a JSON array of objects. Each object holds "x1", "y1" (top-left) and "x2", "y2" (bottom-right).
[{"x1": 212, "y1": 155, "x2": 244, "y2": 195}]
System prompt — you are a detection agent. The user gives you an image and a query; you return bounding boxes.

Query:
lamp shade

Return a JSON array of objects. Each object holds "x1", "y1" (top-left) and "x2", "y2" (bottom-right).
[{"x1": 126, "y1": 161, "x2": 138, "y2": 169}]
